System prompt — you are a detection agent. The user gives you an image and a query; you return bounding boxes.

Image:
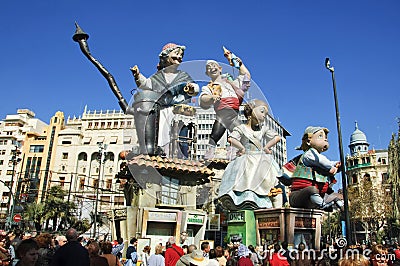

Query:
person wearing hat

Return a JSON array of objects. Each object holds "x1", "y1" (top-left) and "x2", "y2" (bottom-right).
[
  {"x1": 188, "y1": 250, "x2": 209, "y2": 266},
  {"x1": 236, "y1": 244, "x2": 252, "y2": 266},
  {"x1": 130, "y1": 43, "x2": 199, "y2": 157},
  {"x1": 199, "y1": 47, "x2": 251, "y2": 160},
  {"x1": 289, "y1": 126, "x2": 344, "y2": 211}
]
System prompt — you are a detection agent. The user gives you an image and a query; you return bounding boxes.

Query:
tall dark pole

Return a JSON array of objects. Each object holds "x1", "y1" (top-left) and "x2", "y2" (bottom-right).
[
  {"x1": 325, "y1": 58, "x2": 352, "y2": 245},
  {"x1": 93, "y1": 142, "x2": 107, "y2": 238}
]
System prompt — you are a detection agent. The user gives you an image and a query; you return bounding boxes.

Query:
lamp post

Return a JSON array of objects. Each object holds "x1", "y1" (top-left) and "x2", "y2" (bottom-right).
[
  {"x1": 325, "y1": 58, "x2": 352, "y2": 245},
  {"x1": 93, "y1": 142, "x2": 107, "y2": 238},
  {"x1": 6, "y1": 142, "x2": 21, "y2": 230}
]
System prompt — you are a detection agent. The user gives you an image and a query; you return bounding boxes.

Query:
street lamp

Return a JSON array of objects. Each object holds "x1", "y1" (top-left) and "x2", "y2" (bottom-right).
[
  {"x1": 325, "y1": 58, "x2": 352, "y2": 245},
  {"x1": 6, "y1": 142, "x2": 22, "y2": 230},
  {"x1": 93, "y1": 142, "x2": 107, "y2": 238}
]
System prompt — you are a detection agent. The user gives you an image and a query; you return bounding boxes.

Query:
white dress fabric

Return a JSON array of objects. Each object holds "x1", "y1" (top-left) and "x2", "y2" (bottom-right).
[{"x1": 218, "y1": 124, "x2": 281, "y2": 210}]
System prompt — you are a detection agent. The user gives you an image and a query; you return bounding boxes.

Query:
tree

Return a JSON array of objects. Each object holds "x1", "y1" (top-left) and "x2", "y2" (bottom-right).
[
  {"x1": 24, "y1": 202, "x2": 46, "y2": 231},
  {"x1": 42, "y1": 185, "x2": 76, "y2": 231},
  {"x1": 322, "y1": 211, "x2": 342, "y2": 241},
  {"x1": 348, "y1": 177, "x2": 393, "y2": 242}
]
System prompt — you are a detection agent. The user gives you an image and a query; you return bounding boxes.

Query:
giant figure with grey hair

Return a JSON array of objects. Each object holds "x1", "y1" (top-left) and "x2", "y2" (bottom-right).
[
  {"x1": 131, "y1": 43, "x2": 199, "y2": 156},
  {"x1": 289, "y1": 126, "x2": 344, "y2": 211}
]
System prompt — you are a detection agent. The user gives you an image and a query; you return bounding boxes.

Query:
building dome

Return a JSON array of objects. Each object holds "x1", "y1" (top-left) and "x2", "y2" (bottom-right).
[
  {"x1": 349, "y1": 121, "x2": 369, "y2": 156},
  {"x1": 350, "y1": 122, "x2": 368, "y2": 145}
]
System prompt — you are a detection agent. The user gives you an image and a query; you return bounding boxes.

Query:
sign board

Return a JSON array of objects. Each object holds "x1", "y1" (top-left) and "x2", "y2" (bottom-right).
[
  {"x1": 227, "y1": 211, "x2": 245, "y2": 223},
  {"x1": 294, "y1": 217, "x2": 316, "y2": 228},
  {"x1": 258, "y1": 217, "x2": 280, "y2": 228},
  {"x1": 13, "y1": 214, "x2": 22, "y2": 223},
  {"x1": 148, "y1": 211, "x2": 176, "y2": 222},
  {"x1": 187, "y1": 214, "x2": 205, "y2": 225}
]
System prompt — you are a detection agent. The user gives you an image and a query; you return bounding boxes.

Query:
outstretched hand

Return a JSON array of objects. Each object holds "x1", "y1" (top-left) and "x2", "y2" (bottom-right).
[{"x1": 130, "y1": 65, "x2": 140, "y2": 80}]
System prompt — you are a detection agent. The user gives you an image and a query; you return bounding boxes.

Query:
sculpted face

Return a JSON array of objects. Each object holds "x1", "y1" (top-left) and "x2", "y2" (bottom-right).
[
  {"x1": 308, "y1": 129, "x2": 329, "y2": 153},
  {"x1": 166, "y1": 48, "x2": 184, "y2": 66},
  {"x1": 251, "y1": 105, "x2": 268, "y2": 125},
  {"x1": 205, "y1": 62, "x2": 222, "y2": 79}
]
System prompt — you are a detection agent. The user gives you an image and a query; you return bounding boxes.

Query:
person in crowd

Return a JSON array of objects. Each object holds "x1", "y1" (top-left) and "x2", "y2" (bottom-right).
[
  {"x1": 247, "y1": 245, "x2": 260, "y2": 266},
  {"x1": 268, "y1": 244, "x2": 289, "y2": 266},
  {"x1": 101, "y1": 241, "x2": 122, "y2": 266},
  {"x1": 237, "y1": 244, "x2": 252, "y2": 266},
  {"x1": 141, "y1": 245, "x2": 150, "y2": 266},
  {"x1": 291, "y1": 242, "x2": 312, "y2": 266},
  {"x1": 201, "y1": 242, "x2": 211, "y2": 258},
  {"x1": 147, "y1": 244, "x2": 164, "y2": 266},
  {"x1": 338, "y1": 253, "x2": 369, "y2": 266},
  {"x1": 188, "y1": 250, "x2": 209, "y2": 266},
  {"x1": 208, "y1": 249, "x2": 220, "y2": 266},
  {"x1": 370, "y1": 244, "x2": 389, "y2": 266},
  {"x1": 165, "y1": 236, "x2": 184, "y2": 266},
  {"x1": 111, "y1": 237, "x2": 124, "y2": 259},
  {"x1": 176, "y1": 244, "x2": 197, "y2": 266},
  {"x1": 215, "y1": 246, "x2": 227, "y2": 266},
  {"x1": 50, "y1": 228, "x2": 90, "y2": 266},
  {"x1": 15, "y1": 239, "x2": 39, "y2": 266},
  {"x1": 125, "y1": 237, "x2": 138, "y2": 266},
  {"x1": 280, "y1": 242, "x2": 292, "y2": 265},
  {"x1": 87, "y1": 241, "x2": 108, "y2": 266},
  {"x1": 36, "y1": 233, "x2": 54, "y2": 266}
]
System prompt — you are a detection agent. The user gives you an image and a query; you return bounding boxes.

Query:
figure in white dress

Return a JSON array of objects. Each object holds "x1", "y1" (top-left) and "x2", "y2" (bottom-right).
[{"x1": 218, "y1": 99, "x2": 283, "y2": 210}]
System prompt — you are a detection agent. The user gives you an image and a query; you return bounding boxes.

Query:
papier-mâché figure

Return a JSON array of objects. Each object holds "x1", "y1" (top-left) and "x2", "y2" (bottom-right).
[
  {"x1": 289, "y1": 126, "x2": 344, "y2": 211},
  {"x1": 217, "y1": 99, "x2": 283, "y2": 210}
]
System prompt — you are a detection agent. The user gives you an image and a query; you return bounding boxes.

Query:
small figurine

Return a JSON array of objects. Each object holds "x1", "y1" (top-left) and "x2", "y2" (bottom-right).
[
  {"x1": 199, "y1": 48, "x2": 251, "y2": 160},
  {"x1": 289, "y1": 126, "x2": 344, "y2": 211},
  {"x1": 217, "y1": 99, "x2": 283, "y2": 210}
]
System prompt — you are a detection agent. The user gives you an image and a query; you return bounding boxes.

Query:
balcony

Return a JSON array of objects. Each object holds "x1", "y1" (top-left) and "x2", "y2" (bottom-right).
[{"x1": 155, "y1": 191, "x2": 187, "y2": 209}]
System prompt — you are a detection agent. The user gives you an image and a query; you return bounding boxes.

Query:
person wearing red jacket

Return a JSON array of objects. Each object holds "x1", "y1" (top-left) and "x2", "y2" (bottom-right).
[{"x1": 164, "y1": 236, "x2": 184, "y2": 266}]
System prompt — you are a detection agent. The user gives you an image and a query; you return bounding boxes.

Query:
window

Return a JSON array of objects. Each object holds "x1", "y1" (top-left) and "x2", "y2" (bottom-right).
[
  {"x1": 59, "y1": 176, "x2": 65, "y2": 187},
  {"x1": 115, "y1": 196, "x2": 124, "y2": 206},
  {"x1": 107, "y1": 122, "x2": 112, "y2": 128},
  {"x1": 352, "y1": 174, "x2": 357, "y2": 184},
  {"x1": 62, "y1": 140, "x2": 72, "y2": 145},
  {"x1": 30, "y1": 145, "x2": 44, "y2": 153},
  {"x1": 382, "y1": 158, "x2": 386, "y2": 164},
  {"x1": 94, "y1": 122, "x2": 99, "y2": 128},
  {"x1": 101, "y1": 122, "x2": 105, "y2": 129},
  {"x1": 62, "y1": 153, "x2": 68, "y2": 159},
  {"x1": 0, "y1": 150, "x2": 5, "y2": 155},
  {"x1": 127, "y1": 121, "x2": 132, "y2": 126},
  {"x1": 93, "y1": 179, "x2": 99, "y2": 188},
  {"x1": 106, "y1": 179, "x2": 112, "y2": 189},
  {"x1": 88, "y1": 122, "x2": 93, "y2": 128},
  {"x1": 160, "y1": 176, "x2": 179, "y2": 205},
  {"x1": 78, "y1": 152, "x2": 88, "y2": 161},
  {"x1": 79, "y1": 178, "x2": 85, "y2": 190},
  {"x1": 0, "y1": 160, "x2": 3, "y2": 165}
]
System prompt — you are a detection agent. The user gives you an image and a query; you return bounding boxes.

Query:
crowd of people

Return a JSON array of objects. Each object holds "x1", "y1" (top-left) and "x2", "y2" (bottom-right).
[{"x1": 1, "y1": 228, "x2": 400, "y2": 266}]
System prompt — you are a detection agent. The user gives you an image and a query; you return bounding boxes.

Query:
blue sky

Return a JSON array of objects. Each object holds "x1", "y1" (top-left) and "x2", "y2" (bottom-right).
[{"x1": 1, "y1": 1, "x2": 399, "y2": 170}]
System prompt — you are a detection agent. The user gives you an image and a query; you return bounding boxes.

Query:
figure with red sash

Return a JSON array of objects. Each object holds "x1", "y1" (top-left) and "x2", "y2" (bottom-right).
[
  {"x1": 289, "y1": 126, "x2": 344, "y2": 211},
  {"x1": 199, "y1": 47, "x2": 251, "y2": 160}
]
